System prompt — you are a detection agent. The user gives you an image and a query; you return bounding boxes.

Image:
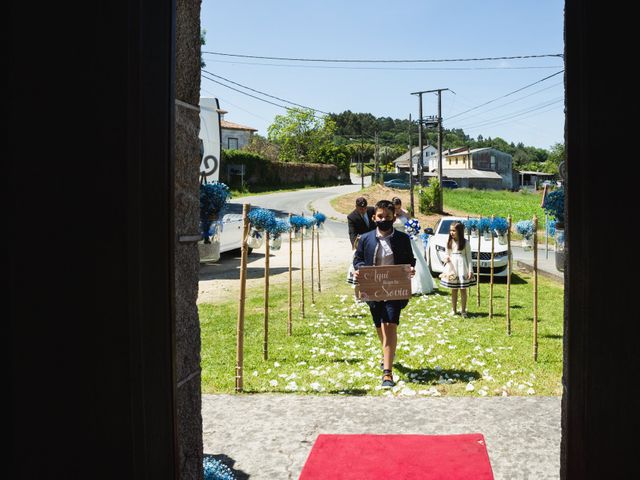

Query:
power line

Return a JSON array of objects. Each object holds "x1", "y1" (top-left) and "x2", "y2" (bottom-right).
[
  {"x1": 449, "y1": 81, "x2": 564, "y2": 123},
  {"x1": 201, "y1": 73, "x2": 292, "y2": 111},
  {"x1": 202, "y1": 69, "x2": 330, "y2": 115},
  {"x1": 461, "y1": 103, "x2": 564, "y2": 135},
  {"x1": 205, "y1": 58, "x2": 565, "y2": 72},
  {"x1": 455, "y1": 98, "x2": 564, "y2": 130},
  {"x1": 203, "y1": 51, "x2": 563, "y2": 63},
  {"x1": 444, "y1": 70, "x2": 564, "y2": 121}
]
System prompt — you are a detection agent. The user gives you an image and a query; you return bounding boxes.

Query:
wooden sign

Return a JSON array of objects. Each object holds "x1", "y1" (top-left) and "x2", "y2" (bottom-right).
[{"x1": 355, "y1": 265, "x2": 412, "y2": 301}]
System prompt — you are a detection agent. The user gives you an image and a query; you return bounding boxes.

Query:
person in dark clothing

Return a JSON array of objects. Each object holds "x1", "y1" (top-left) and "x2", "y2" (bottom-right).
[
  {"x1": 353, "y1": 200, "x2": 416, "y2": 388},
  {"x1": 347, "y1": 196, "x2": 376, "y2": 249}
]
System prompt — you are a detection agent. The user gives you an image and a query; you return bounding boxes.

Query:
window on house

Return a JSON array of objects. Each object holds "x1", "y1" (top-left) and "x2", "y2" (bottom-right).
[
  {"x1": 228, "y1": 137, "x2": 239, "y2": 150},
  {"x1": 491, "y1": 156, "x2": 496, "y2": 170}
]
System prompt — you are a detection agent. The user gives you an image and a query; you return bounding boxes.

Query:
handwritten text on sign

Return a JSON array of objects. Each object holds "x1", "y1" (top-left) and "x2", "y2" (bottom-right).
[{"x1": 355, "y1": 264, "x2": 412, "y2": 301}]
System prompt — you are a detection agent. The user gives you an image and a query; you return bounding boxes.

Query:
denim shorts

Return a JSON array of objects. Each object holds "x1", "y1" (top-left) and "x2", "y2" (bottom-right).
[{"x1": 366, "y1": 299, "x2": 409, "y2": 328}]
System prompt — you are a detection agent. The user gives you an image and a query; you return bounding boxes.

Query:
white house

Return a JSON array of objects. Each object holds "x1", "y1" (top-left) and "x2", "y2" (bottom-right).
[
  {"x1": 219, "y1": 109, "x2": 257, "y2": 150},
  {"x1": 393, "y1": 145, "x2": 438, "y2": 175}
]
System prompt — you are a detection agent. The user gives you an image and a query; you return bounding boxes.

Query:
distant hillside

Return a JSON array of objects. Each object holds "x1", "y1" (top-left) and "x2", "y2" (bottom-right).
[{"x1": 328, "y1": 110, "x2": 562, "y2": 173}]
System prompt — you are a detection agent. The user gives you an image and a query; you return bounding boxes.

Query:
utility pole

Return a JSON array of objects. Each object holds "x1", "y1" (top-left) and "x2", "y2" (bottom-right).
[
  {"x1": 410, "y1": 91, "x2": 425, "y2": 186},
  {"x1": 374, "y1": 131, "x2": 380, "y2": 183},
  {"x1": 360, "y1": 134, "x2": 364, "y2": 189},
  {"x1": 408, "y1": 114, "x2": 414, "y2": 215},
  {"x1": 437, "y1": 90, "x2": 444, "y2": 212},
  {"x1": 412, "y1": 88, "x2": 453, "y2": 212}
]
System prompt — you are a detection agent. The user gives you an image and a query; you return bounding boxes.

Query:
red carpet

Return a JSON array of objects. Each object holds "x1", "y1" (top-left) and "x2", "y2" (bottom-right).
[{"x1": 299, "y1": 434, "x2": 494, "y2": 479}]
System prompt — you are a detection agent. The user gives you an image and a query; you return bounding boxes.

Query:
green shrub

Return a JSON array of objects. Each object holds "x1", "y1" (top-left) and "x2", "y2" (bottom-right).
[{"x1": 418, "y1": 178, "x2": 442, "y2": 214}]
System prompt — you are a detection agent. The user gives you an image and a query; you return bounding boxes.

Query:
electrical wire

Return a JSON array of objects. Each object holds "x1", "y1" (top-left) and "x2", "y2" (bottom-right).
[
  {"x1": 202, "y1": 51, "x2": 563, "y2": 63},
  {"x1": 444, "y1": 70, "x2": 564, "y2": 121},
  {"x1": 202, "y1": 69, "x2": 330, "y2": 114},
  {"x1": 205, "y1": 58, "x2": 565, "y2": 72}
]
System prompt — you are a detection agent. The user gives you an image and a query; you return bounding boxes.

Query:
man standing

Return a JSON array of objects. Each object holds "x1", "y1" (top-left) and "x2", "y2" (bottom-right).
[{"x1": 347, "y1": 197, "x2": 376, "y2": 249}]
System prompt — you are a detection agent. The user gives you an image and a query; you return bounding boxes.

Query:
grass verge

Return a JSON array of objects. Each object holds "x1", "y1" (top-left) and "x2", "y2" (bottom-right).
[{"x1": 199, "y1": 269, "x2": 563, "y2": 397}]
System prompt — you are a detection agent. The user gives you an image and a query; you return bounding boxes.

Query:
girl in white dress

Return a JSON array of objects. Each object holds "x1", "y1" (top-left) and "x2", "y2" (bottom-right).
[
  {"x1": 439, "y1": 221, "x2": 477, "y2": 317},
  {"x1": 391, "y1": 197, "x2": 434, "y2": 295}
]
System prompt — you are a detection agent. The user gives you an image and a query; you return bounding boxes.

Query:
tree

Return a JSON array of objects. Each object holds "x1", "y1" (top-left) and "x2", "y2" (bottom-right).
[
  {"x1": 267, "y1": 108, "x2": 336, "y2": 163},
  {"x1": 242, "y1": 133, "x2": 280, "y2": 162},
  {"x1": 200, "y1": 29, "x2": 206, "y2": 68}
]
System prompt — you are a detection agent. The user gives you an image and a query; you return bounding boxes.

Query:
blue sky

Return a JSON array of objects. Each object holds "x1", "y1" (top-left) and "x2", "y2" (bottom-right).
[{"x1": 200, "y1": 0, "x2": 564, "y2": 150}]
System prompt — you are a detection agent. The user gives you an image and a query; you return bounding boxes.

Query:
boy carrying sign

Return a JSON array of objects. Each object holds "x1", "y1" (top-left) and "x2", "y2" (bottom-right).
[{"x1": 353, "y1": 200, "x2": 416, "y2": 388}]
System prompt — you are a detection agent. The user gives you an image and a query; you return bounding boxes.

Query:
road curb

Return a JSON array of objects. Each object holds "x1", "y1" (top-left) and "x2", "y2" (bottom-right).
[{"x1": 515, "y1": 260, "x2": 564, "y2": 283}]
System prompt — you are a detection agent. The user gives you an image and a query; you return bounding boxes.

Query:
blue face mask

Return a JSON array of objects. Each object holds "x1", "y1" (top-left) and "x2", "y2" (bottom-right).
[{"x1": 375, "y1": 219, "x2": 394, "y2": 231}]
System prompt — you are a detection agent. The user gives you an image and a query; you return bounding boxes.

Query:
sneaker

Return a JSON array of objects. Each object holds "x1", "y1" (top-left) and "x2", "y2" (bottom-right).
[{"x1": 381, "y1": 370, "x2": 395, "y2": 388}]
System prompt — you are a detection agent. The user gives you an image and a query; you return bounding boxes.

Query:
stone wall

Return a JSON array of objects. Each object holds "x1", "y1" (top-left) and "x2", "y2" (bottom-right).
[
  {"x1": 175, "y1": 1, "x2": 203, "y2": 479},
  {"x1": 264, "y1": 162, "x2": 341, "y2": 185}
]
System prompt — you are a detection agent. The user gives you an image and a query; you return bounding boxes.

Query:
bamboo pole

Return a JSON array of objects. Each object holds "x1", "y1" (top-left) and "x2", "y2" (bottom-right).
[
  {"x1": 310, "y1": 223, "x2": 315, "y2": 304},
  {"x1": 263, "y1": 231, "x2": 270, "y2": 360},
  {"x1": 317, "y1": 220, "x2": 321, "y2": 292},
  {"x1": 533, "y1": 215, "x2": 539, "y2": 361},
  {"x1": 489, "y1": 215, "x2": 495, "y2": 319},
  {"x1": 288, "y1": 213, "x2": 293, "y2": 336},
  {"x1": 476, "y1": 221, "x2": 481, "y2": 306},
  {"x1": 507, "y1": 215, "x2": 512, "y2": 335},
  {"x1": 235, "y1": 203, "x2": 251, "y2": 393},
  {"x1": 300, "y1": 212, "x2": 305, "y2": 318}
]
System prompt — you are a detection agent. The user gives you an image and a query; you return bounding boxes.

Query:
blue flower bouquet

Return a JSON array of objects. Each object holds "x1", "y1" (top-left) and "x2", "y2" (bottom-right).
[
  {"x1": 516, "y1": 219, "x2": 535, "y2": 250},
  {"x1": 404, "y1": 218, "x2": 420, "y2": 239},
  {"x1": 542, "y1": 188, "x2": 565, "y2": 224},
  {"x1": 491, "y1": 216, "x2": 509, "y2": 244},
  {"x1": 200, "y1": 182, "x2": 231, "y2": 242},
  {"x1": 463, "y1": 218, "x2": 479, "y2": 237}
]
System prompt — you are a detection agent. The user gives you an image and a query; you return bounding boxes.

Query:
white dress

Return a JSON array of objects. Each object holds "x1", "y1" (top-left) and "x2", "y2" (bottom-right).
[
  {"x1": 439, "y1": 241, "x2": 477, "y2": 289},
  {"x1": 394, "y1": 214, "x2": 435, "y2": 295}
]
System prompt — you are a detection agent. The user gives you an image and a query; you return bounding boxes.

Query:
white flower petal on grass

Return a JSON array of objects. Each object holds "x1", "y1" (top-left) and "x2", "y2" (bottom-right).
[
  {"x1": 527, "y1": 388, "x2": 536, "y2": 395},
  {"x1": 310, "y1": 382, "x2": 322, "y2": 391},
  {"x1": 273, "y1": 362, "x2": 280, "y2": 367},
  {"x1": 252, "y1": 371, "x2": 258, "y2": 376},
  {"x1": 400, "y1": 387, "x2": 416, "y2": 396},
  {"x1": 466, "y1": 383, "x2": 475, "y2": 392},
  {"x1": 478, "y1": 389, "x2": 488, "y2": 397},
  {"x1": 285, "y1": 382, "x2": 298, "y2": 391},
  {"x1": 269, "y1": 380, "x2": 278, "y2": 387}
]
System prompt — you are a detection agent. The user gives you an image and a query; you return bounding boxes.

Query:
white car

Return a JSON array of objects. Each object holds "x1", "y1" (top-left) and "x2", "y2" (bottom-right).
[{"x1": 426, "y1": 217, "x2": 512, "y2": 278}]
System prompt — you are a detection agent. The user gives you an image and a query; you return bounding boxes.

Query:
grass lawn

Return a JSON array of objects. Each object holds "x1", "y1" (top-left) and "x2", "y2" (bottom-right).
[
  {"x1": 199, "y1": 269, "x2": 563, "y2": 397},
  {"x1": 444, "y1": 187, "x2": 550, "y2": 230},
  {"x1": 332, "y1": 184, "x2": 557, "y2": 243}
]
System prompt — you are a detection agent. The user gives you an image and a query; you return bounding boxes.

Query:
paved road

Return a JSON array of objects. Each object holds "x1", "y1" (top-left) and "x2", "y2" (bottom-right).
[{"x1": 225, "y1": 180, "x2": 365, "y2": 239}]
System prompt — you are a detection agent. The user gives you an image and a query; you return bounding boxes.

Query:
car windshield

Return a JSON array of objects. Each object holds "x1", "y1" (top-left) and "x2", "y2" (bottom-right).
[{"x1": 438, "y1": 219, "x2": 460, "y2": 234}]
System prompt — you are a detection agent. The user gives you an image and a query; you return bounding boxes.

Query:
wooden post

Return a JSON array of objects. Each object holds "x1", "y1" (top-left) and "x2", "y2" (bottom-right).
[
  {"x1": 507, "y1": 215, "x2": 512, "y2": 335},
  {"x1": 288, "y1": 213, "x2": 293, "y2": 336},
  {"x1": 263, "y1": 231, "x2": 270, "y2": 360},
  {"x1": 476, "y1": 222, "x2": 481, "y2": 306},
  {"x1": 490, "y1": 215, "x2": 495, "y2": 319},
  {"x1": 300, "y1": 213, "x2": 305, "y2": 318},
  {"x1": 533, "y1": 215, "x2": 539, "y2": 361},
  {"x1": 235, "y1": 203, "x2": 250, "y2": 393},
  {"x1": 316, "y1": 220, "x2": 321, "y2": 292},
  {"x1": 310, "y1": 223, "x2": 315, "y2": 304}
]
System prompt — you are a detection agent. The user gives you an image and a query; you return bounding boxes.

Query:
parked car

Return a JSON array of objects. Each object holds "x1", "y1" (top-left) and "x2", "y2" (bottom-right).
[
  {"x1": 441, "y1": 179, "x2": 459, "y2": 189},
  {"x1": 384, "y1": 178, "x2": 411, "y2": 189},
  {"x1": 426, "y1": 217, "x2": 511, "y2": 278},
  {"x1": 218, "y1": 212, "x2": 252, "y2": 254}
]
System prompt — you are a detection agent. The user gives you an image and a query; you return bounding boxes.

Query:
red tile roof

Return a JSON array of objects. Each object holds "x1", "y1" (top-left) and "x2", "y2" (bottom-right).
[{"x1": 220, "y1": 120, "x2": 257, "y2": 132}]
